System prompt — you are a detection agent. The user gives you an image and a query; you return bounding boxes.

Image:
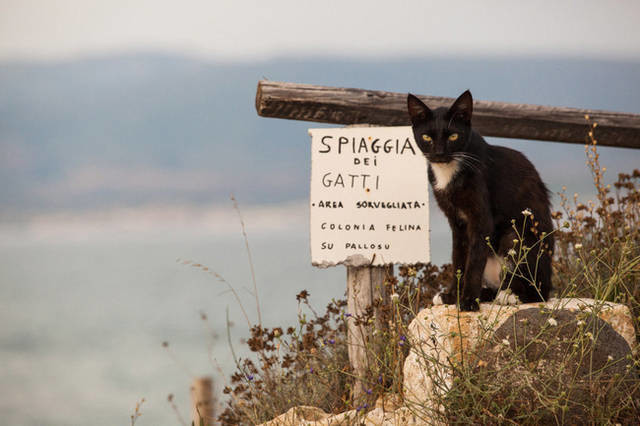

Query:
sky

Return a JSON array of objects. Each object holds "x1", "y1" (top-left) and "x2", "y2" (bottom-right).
[{"x1": 1, "y1": 0, "x2": 640, "y2": 61}]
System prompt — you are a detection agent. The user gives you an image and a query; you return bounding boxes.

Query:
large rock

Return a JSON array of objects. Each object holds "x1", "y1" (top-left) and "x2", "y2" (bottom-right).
[
  {"x1": 403, "y1": 297, "x2": 638, "y2": 421},
  {"x1": 260, "y1": 298, "x2": 638, "y2": 425}
]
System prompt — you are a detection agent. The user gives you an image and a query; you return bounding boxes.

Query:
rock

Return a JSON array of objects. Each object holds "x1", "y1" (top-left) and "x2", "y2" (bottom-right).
[
  {"x1": 258, "y1": 394, "x2": 418, "y2": 425},
  {"x1": 475, "y1": 308, "x2": 636, "y2": 423},
  {"x1": 260, "y1": 298, "x2": 638, "y2": 425},
  {"x1": 403, "y1": 298, "x2": 638, "y2": 422},
  {"x1": 375, "y1": 393, "x2": 403, "y2": 411},
  {"x1": 258, "y1": 405, "x2": 330, "y2": 425}
]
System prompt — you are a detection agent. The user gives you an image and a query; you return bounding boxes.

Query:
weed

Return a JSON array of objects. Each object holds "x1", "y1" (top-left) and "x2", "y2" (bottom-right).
[{"x1": 130, "y1": 398, "x2": 146, "y2": 426}]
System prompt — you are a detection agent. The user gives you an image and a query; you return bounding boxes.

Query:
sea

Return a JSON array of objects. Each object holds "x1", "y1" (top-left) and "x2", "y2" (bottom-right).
[{"x1": 0, "y1": 198, "x2": 453, "y2": 426}]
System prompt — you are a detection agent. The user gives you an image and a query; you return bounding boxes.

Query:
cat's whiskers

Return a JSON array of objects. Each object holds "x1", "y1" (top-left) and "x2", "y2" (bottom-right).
[
  {"x1": 453, "y1": 153, "x2": 482, "y2": 174},
  {"x1": 461, "y1": 160, "x2": 481, "y2": 174},
  {"x1": 453, "y1": 152, "x2": 482, "y2": 164},
  {"x1": 453, "y1": 153, "x2": 482, "y2": 167}
]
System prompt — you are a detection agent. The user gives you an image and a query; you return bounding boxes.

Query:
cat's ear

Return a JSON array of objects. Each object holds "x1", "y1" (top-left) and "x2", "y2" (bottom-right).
[
  {"x1": 407, "y1": 94, "x2": 432, "y2": 125},
  {"x1": 448, "y1": 90, "x2": 473, "y2": 123}
]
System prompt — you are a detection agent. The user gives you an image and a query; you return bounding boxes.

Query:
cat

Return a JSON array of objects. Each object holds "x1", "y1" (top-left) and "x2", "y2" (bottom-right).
[{"x1": 407, "y1": 90, "x2": 554, "y2": 311}]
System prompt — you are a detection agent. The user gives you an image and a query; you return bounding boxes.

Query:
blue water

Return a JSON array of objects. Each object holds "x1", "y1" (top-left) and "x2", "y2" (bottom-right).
[{"x1": 0, "y1": 233, "x2": 350, "y2": 426}]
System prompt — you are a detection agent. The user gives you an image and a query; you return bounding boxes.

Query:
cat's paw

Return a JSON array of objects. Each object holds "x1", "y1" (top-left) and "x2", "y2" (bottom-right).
[
  {"x1": 433, "y1": 292, "x2": 457, "y2": 306},
  {"x1": 432, "y1": 293, "x2": 444, "y2": 305},
  {"x1": 494, "y1": 289, "x2": 519, "y2": 305},
  {"x1": 459, "y1": 297, "x2": 480, "y2": 312}
]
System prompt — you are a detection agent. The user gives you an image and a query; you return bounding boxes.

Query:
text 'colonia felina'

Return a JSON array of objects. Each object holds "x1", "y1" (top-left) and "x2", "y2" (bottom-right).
[{"x1": 320, "y1": 223, "x2": 423, "y2": 231}]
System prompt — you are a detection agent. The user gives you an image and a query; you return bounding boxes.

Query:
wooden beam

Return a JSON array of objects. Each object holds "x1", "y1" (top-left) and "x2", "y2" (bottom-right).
[
  {"x1": 346, "y1": 265, "x2": 392, "y2": 403},
  {"x1": 255, "y1": 80, "x2": 640, "y2": 149},
  {"x1": 191, "y1": 377, "x2": 215, "y2": 426}
]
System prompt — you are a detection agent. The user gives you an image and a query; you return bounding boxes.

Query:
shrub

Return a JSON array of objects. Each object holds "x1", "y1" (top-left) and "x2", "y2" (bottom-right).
[{"x1": 552, "y1": 121, "x2": 640, "y2": 326}]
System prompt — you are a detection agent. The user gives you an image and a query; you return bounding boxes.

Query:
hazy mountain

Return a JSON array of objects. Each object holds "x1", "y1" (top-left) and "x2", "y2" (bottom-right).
[{"x1": 2, "y1": 53, "x2": 640, "y2": 216}]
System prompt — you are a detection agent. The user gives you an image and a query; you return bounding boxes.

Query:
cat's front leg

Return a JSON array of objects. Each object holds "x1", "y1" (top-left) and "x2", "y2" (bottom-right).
[
  {"x1": 459, "y1": 224, "x2": 493, "y2": 311},
  {"x1": 434, "y1": 220, "x2": 468, "y2": 306},
  {"x1": 449, "y1": 220, "x2": 468, "y2": 293}
]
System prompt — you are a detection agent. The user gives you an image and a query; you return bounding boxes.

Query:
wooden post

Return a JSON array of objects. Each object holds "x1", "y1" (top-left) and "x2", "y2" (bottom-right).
[
  {"x1": 346, "y1": 264, "x2": 392, "y2": 401},
  {"x1": 256, "y1": 80, "x2": 640, "y2": 149},
  {"x1": 191, "y1": 376, "x2": 214, "y2": 426}
]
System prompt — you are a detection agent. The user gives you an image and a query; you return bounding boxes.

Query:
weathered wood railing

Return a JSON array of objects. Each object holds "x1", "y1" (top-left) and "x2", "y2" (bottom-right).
[{"x1": 256, "y1": 80, "x2": 640, "y2": 149}]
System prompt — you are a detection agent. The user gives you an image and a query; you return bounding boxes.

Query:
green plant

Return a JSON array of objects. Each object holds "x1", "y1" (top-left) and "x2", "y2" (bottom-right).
[
  {"x1": 552, "y1": 120, "x2": 640, "y2": 321},
  {"x1": 130, "y1": 398, "x2": 146, "y2": 426},
  {"x1": 218, "y1": 292, "x2": 351, "y2": 424}
]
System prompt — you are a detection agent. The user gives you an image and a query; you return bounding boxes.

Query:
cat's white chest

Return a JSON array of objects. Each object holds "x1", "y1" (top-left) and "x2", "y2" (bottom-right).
[{"x1": 429, "y1": 160, "x2": 460, "y2": 191}]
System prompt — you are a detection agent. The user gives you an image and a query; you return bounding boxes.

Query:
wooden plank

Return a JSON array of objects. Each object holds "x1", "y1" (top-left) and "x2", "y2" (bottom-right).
[
  {"x1": 191, "y1": 376, "x2": 215, "y2": 426},
  {"x1": 255, "y1": 80, "x2": 640, "y2": 149}
]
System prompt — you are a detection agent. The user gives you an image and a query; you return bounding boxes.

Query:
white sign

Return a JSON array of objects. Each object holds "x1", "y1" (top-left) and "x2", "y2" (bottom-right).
[{"x1": 309, "y1": 126, "x2": 430, "y2": 267}]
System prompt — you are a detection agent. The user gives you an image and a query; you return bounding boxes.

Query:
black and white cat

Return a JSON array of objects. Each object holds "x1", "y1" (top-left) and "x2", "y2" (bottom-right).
[{"x1": 407, "y1": 90, "x2": 554, "y2": 311}]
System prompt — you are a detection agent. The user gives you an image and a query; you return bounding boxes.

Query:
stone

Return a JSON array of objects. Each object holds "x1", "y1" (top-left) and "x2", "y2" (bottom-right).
[
  {"x1": 260, "y1": 298, "x2": 638, "y2": 425},
  {"x1": 258, "y1": 394, "x2": 419, "y2": 426},
  {"x1": 258, "y1": 405, "x2": 330, "y2": 425},
  {"x1": 476, "y1": 308, "x2": 636, "y2": 423},
  {"x1": 402, "y1": 298, "x2": 638, "y2": 422}
]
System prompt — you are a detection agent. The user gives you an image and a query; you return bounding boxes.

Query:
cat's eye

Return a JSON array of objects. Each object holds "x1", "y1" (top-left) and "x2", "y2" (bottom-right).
[
  {"x1": 448, "y1": 133, "x2": 459, "y2": 142},
  {"x1": 422, "y1": 134, "x2": 432, "y2": 142}
]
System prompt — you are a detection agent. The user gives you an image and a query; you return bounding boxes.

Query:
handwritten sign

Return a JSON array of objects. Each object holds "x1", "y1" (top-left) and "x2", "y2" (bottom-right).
[{"x1": 309, "y1": 126, "x2": 430, "y2": 267}]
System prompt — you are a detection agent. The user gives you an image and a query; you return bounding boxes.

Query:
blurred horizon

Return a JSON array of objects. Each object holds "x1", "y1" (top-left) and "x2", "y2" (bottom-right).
[{"x1": 2, "y1": 51, "x2": 640, "y2": 243}]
